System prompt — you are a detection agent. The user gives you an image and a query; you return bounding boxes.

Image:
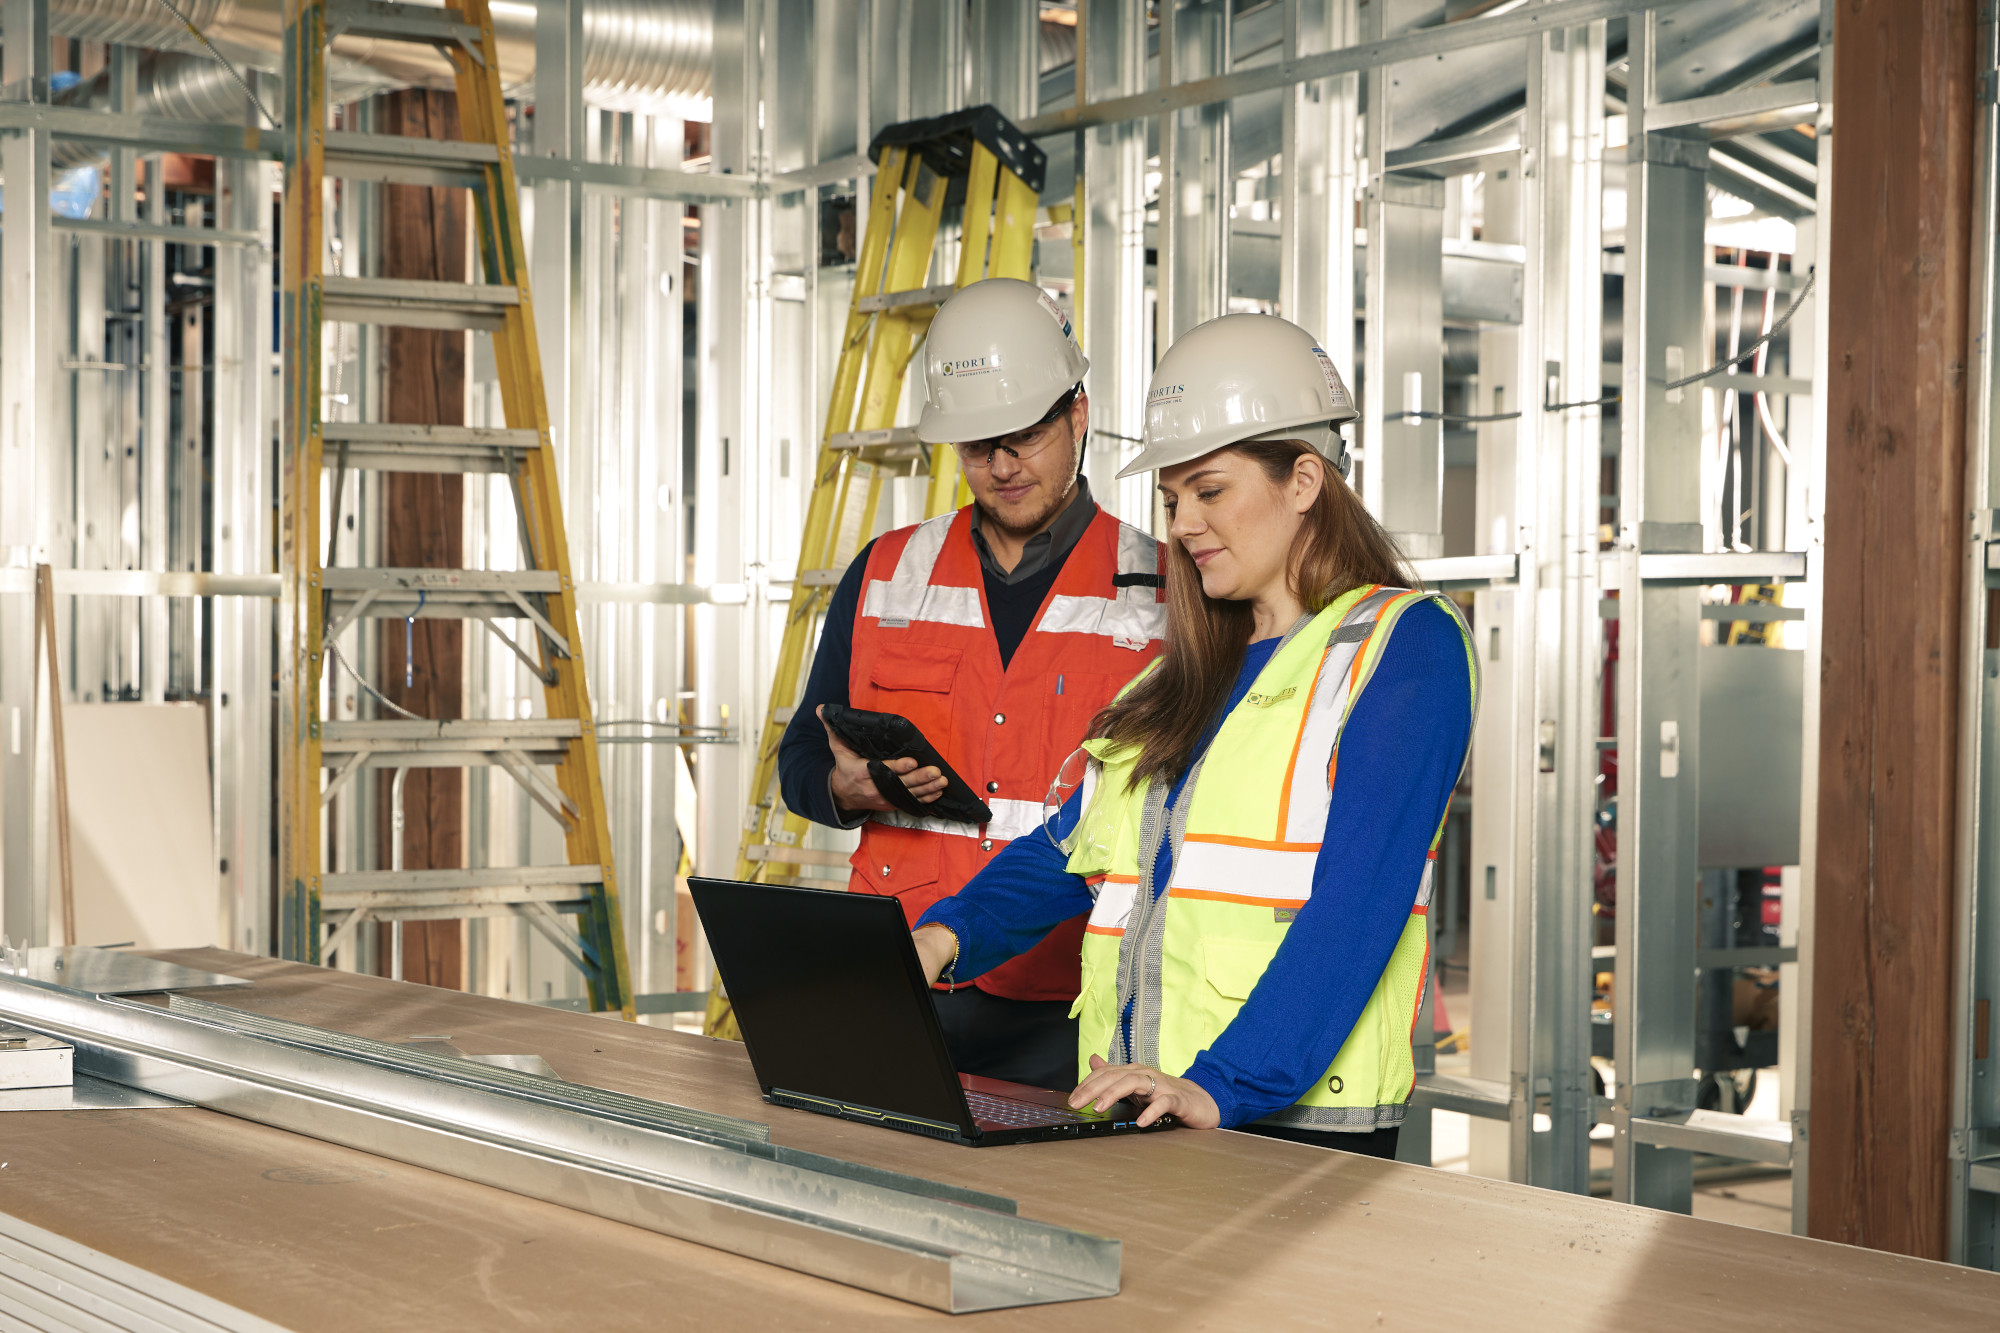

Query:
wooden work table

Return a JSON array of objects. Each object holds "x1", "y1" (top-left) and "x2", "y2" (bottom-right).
[{"x1": 0, "y1": 950, "x2": 1991, "y2": 1329}]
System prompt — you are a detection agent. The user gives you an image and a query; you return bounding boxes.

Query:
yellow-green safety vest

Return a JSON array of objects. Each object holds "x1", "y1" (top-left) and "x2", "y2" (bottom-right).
[{"x1": 1062, "y1": 584, "x2": 1477, "y2": 1130}]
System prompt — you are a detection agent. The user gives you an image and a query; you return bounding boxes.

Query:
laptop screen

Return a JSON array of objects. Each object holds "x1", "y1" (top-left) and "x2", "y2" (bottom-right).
[{"x1": 688, "y1": 878, "x2": 973, "y2": 1132}]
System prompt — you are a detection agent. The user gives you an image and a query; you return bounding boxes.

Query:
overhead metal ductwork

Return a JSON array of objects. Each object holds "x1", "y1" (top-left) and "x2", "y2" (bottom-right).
[{"x1": 39, "y1": 0, "x2": 713, "y2": 119}]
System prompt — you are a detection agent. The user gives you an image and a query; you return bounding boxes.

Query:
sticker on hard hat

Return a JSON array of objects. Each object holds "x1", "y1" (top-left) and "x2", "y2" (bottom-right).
[
  {"x1": 1310, "y1": 346, "x2": 1353, "y2": 413},
  {"x1": 1035, "y1": 287, "x2": 1074, "y2": 340},
  {"x1": 941, "y1": 355, "x2": 1001, "y2": 378},
  {"x1": 1148, "y1": 383, "x2": 1186, "y2": 406}
]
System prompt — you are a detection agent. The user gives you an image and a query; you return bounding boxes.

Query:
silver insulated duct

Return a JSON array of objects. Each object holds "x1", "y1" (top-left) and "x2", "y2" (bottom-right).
[{"x1": 41, "y1": 0, "x2": 714, "y2": 118}]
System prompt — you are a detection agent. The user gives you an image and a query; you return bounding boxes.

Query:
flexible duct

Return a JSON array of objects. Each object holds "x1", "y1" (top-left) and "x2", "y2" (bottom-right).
[
  {"x1": 39, "y1": 0, "x2": 713, "y2": 117},
  {"x1": 49, "y1": 52, "x2": 258, "y2": 167}
]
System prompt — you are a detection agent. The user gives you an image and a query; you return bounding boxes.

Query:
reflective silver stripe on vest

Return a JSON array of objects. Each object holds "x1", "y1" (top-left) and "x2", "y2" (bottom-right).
[
  {"x1": 1086, "y1": 878, "x2": 1137, "y2": 933},
  {"x1": 859, "y1": 512, "x2": 985, "y2": 628},
  {"x1": 1173, "y1": 840, "x2": 1317, "y2": 902},
  {"x1": 1280, "y1": 587, "x2": 1409, "y2": 845},
  {"x1": 869, "y1": 796, "x2": 1043, "y2": 843},
  {"x1": 1038, "y1": 521, "x2": 1165, "y2": 646}
]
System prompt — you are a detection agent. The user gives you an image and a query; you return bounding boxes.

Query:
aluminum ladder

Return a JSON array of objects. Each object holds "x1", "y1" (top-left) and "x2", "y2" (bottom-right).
[
  {"x1": 277, "y1": 0, "x2": 633, "y2": 1017},
  {"x1": 705, "y1": 107, "x2": 1047, "y2": 1038}
]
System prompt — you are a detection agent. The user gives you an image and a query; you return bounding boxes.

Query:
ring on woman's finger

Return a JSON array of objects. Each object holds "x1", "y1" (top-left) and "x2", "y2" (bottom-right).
[{"x1": 1146, "y1": 1074, "x2": 1157, "y2": 1097}]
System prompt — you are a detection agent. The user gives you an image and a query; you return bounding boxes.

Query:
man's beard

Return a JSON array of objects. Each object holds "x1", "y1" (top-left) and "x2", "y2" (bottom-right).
[{"x1": 982, "y1": 432, "x2": 1079, "y2": 539}]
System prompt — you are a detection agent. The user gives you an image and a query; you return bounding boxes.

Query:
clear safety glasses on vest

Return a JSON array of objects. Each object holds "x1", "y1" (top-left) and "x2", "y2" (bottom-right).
[
  {"x1": 1042, "y1": 744, "x2": 1091, "y2": 847},
  {"x1": 952, "y1": 383, "x2": 1082, "y2": 471}
]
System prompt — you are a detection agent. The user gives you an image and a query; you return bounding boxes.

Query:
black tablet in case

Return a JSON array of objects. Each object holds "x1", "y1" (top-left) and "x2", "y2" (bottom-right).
[{"x1": 818, "y1": 703, "x2": 994, "y2": 827}]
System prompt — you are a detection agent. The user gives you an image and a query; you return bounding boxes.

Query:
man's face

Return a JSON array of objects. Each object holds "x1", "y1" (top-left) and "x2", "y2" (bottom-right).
[{"x1": 957, "y1": 391, "x2": 1090, "y2": 538}]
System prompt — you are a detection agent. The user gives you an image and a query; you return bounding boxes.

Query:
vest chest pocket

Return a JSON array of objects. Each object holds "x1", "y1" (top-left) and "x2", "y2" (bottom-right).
[
  {"x1": 1200, "y1": 937, "x2": 1282, "y2": 1003},
  {"x1": 864, "y1": 643, "x2": 962, "y2": 745}
]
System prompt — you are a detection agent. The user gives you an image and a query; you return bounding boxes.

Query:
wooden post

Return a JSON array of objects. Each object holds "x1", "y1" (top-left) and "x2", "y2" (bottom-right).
[
  {"x1": 1811, "y1": 0, "x2": 1979, "y2": 1258},
  {"x1": 374, "y1": 88, "x2": 468, "y2": 991},
  {"x1": 31, "y1": 565, "x2": 75, "y2": 948}
]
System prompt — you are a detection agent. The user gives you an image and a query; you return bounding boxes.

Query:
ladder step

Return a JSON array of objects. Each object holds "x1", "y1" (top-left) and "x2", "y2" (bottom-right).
[
  {"x1": 321, "y1": 718, "x2": 581, "y2": 765},
  {"x1": 768, "y1": 872, "x2": 851, "y2": 890},
  {"x1": 796, "y1": 569, "x2": 844, "y2": 587},
  {"x1": 322, "y1": 866, "x2": 603, "y2": 912},
  {"x1": 829, "y1": 426, "x2": 921, "y2": 451},
  {"x1": 325, "y1": 865, "x2": 605, "y2": 891},
  {"x1": 321, "y1": 276, "x2": 519, "y2": 331},
  {"x1": 747, "y1": 845, "x2": 850, "y2": 870},
  {"x1": 854, "y1": 283, "x2": 957, "y2": 314},
  {"x1": 322, "y1": 567, "x2": 561, "y2": 622},
  {"x1": 326, "y1": 0, "x2": 482, "y2": 48},
  {"x1": 320, "y1": 568, "x2": 560, "y2": 592},
  {"x1": 320, "y1": 423, "x2": 541, "y2": 474},
  {"x1": 327, "y1": 901, "x2": 586, "y2": 924},
  {"x1": 323, "y1": 131, "x2": 499, "y2": 189}
]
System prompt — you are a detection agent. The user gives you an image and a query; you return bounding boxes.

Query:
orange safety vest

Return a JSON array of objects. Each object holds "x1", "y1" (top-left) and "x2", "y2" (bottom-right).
[{"x1": 847, "y1": 503, "x2": 1165, "y2": 1001}]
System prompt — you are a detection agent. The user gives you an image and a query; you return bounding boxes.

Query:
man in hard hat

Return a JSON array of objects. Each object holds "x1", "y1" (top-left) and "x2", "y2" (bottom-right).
[{"x1": 777, "y1": 277, "x2": 1165, "y2": 1092}]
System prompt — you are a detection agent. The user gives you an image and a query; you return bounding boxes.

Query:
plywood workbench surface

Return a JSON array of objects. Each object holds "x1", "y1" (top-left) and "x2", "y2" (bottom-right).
[{"x1": 0, "y1": 951, "x2": 1989, "y2": 1330}]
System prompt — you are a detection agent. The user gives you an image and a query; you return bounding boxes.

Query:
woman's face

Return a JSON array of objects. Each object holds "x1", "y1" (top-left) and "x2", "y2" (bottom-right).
[{"x1": 1159, "y1": 446, "x2": 1323, "y2": 604}]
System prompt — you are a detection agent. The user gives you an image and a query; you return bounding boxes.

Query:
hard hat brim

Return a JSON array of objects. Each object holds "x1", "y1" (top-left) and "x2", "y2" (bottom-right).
[
  {"x1": 915, "y1": 369, "x2": 1090, "y2": 445},
  {"x1": 1113, "y1": 414, "x2": 1355, "y2": 479}
]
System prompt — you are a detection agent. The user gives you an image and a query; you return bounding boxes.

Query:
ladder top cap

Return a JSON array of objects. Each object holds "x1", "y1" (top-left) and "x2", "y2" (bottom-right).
[{"x1": 867, "y1": 104, "x2": 1047, "y2": 196}]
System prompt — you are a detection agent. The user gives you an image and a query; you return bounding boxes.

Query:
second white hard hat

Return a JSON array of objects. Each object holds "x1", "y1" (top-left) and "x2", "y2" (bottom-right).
[
  {"x1": 915, "y1": 278, "x2": 1090, "y2": 444},
  {"x1": 1117, "y1": 313, "x2": 1358, "y2": 478}
]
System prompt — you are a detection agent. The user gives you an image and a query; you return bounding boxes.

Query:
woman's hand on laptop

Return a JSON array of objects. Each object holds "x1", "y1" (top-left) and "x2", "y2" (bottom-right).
[
  {"x1": 1069, "y1": 1054, "x2": 1220, "y2": 1129},
  {"x1": 821, "y1": 706, "x2": 948, "y2": 814},
  {"x1": 913, "y1": 924, "x2": 959, "y2": 984}
]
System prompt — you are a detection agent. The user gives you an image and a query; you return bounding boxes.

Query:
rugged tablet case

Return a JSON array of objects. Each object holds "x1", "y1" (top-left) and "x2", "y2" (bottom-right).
[{"x1": 819, "y1": 703, "x2": 995, "y2": 827}]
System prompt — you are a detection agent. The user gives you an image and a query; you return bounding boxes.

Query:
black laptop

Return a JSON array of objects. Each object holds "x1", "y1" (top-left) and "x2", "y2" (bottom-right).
[{"x1": 689, "y1": 877, "x2": 1156, "y2": 1146}]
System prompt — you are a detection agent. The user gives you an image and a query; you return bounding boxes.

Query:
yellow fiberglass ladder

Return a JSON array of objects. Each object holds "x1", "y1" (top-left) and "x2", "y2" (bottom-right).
[
  {"x1": 704, "y1": 107, "x2": 1047, "y2": 1039},
  {"x1": 276, "y1": 0, "x2": 633, "y2": 1017}
]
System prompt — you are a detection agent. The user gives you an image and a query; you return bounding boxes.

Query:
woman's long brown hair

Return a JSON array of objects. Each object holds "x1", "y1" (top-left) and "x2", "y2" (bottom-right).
[{"x1": 1090, "y1": 439, "x2": 1418, "y2": 788}]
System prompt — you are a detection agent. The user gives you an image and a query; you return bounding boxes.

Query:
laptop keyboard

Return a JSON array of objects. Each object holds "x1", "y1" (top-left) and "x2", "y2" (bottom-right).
[{"x1": 965, "y1": 1089, "x2": 1103, "y2": 1128}]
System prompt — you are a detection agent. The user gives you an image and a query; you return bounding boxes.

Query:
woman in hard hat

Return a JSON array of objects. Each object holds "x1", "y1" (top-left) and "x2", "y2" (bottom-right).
[{"x1": 911, "y1": 313, "x2": 1476, "y2": 1157}]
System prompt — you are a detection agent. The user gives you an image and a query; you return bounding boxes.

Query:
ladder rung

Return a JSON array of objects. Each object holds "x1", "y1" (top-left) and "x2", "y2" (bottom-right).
[
  {"x1": 321, "y1": 866, "x2": 603, "y2": 913},
  {"x1": 768, "y1": 872, "x2": 851, "y2": 890},
  {"x1": 747, "y1": 845, "x2": 850, "y2": 870},
  {"x1": 323, "y1": 131, "x2": 499, "y2": 189},
  {"x1": 322, "y1": 886, "x2": 593, "y2": 912},
  {"x1": 320, "y1": 423, "x2": 541, "y2": 474},
  {"x1": 321, "y1": 276, "x2": 519, "y2": 332},
  {"x1": 829, "y1": 426, "x2": 922, "y2": 451},
  {"x1": 854, "y1": 283, "x2": 957, "y2": 313},
  {"x1": 321, "y1": 567, "x2": 561, "y2": 621},
  {"x1": 326, "y1": 0, "x2": 482, "y2": 48},
  {"x1": 796, "y1": 569, "x2": 843, "y2": 587},
  {"x1": 322, "y1": 719, "x2": 581, "y2": 753},
  {"x1": 320, "y1": 719, "x2": 579, "y2": 769},
  {"x1": 327, "y1": 901, "x2": 585, "y2": 924},
  {"x1": 324, "y1": 865, "x2": 605, "y2": 891}
]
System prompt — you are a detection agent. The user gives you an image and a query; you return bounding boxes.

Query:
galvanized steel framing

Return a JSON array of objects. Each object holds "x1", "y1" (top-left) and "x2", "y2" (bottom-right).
[{"x1": 0, "y1": 0, "x2": 1868, "y2": 1253}]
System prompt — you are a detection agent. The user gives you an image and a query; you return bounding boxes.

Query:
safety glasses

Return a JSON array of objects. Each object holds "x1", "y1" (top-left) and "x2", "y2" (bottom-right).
[{"x1": 953, "y1": 384, "x2": 1082, "y2": 470}]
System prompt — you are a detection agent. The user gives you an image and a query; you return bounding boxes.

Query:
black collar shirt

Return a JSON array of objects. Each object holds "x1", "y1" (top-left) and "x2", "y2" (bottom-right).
[{"x1": 967, "y1": 476, "x2": 1098, "y2": 584}]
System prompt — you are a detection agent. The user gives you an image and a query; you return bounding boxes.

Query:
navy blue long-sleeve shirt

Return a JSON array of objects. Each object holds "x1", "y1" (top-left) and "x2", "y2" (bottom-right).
[
  {"x1": 776, "y1": 490, "x2": 1098, "y2": 830},
  {"x1": 918, "y1": 599, "x2": 1471, "y2": 1129}
]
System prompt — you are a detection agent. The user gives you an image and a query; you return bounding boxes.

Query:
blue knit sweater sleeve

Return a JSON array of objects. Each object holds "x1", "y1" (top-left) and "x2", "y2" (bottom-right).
[
  {"x1": 1180, "y1": 599, "x2": 1472, "y2": 1129},
  {"x1": 776, "y1": 540, "x2": 876, "y2": 829},
  {"x1": 916, "y1": 789, "x2": 1093, "y2": 976}
]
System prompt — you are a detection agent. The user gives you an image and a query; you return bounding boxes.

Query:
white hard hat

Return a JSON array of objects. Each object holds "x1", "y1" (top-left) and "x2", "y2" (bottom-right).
[
  {"x1": 1117, "y1": 313, "x2": 1358, "y2": 479},
  {"x1": 916, "y1": 278, "x2": 1090, "y2": 444}
]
